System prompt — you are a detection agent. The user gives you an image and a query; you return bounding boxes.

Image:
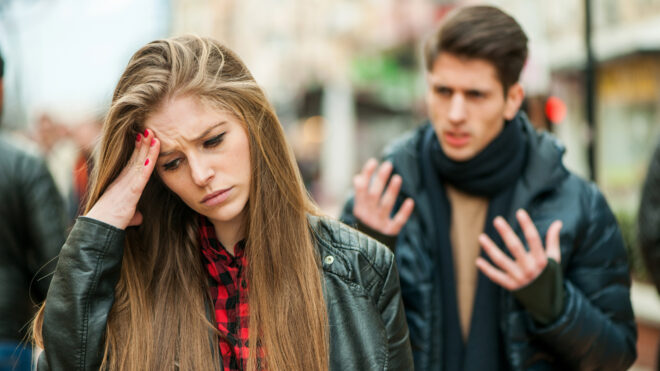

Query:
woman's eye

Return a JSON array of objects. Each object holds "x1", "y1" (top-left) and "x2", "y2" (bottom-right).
[
  {"x1": 203, "y1": 133, "x2": 225, "y2": 148},
  {"x1": 163, "y1": 158, "x2": 182, "y2": 171}
]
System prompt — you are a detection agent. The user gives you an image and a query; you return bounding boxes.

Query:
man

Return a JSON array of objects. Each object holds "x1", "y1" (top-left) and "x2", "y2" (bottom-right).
[
  {"x1": 341, "y1": 6, "x2": 636, "y2": 370},
  {"x1": 0, "y1": 52, "x2": 67, "y2": 370}
]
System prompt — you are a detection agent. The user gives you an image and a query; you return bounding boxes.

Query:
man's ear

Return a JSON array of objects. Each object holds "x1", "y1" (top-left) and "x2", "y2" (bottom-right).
[{"x1": 503, "y1": 83, "x2": 524, "y2": 120}]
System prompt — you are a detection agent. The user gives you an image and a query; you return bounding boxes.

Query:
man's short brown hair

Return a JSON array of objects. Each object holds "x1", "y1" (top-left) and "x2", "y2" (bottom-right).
[{"x1": 424, "y1": 5, "x2": 528, "y2": 92}]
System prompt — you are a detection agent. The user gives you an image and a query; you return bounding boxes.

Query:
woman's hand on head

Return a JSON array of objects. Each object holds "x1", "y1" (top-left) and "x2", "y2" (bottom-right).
[{"x1": 85, "y1": 129, "x2": 160, "y2": 230}]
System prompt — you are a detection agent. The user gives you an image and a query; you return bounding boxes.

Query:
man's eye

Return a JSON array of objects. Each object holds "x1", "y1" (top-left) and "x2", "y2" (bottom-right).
[
  {"x1": 435, "y1": 87, "x2": 452, "y2": 96},
  {"x1": 163, "y1": 158, "x2": 182, "y2": 171},
  {"x1": 467, "y1": 90, "x2": 485, "y2": 98},
  {"x1": 204, "y1": 133, "x2": 225, "y2": 148}
]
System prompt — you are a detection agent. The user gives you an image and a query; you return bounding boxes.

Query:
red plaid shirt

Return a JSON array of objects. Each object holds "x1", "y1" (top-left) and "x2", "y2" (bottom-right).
[{"x1": 199, "y1": 217, "x2": 251, "y2": 371}]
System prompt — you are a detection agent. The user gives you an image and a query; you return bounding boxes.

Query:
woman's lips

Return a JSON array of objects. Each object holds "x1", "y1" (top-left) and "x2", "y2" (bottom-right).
[
  {"x1": 201, "y1": 187, "x2": 232, "y2": 206},
  {"x1": 443, "y1": 131, "x2": 470, "y2": 148}
]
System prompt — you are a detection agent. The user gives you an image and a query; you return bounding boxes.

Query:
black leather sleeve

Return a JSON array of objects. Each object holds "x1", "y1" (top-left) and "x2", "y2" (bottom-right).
[
  {"x1": 376, "y1": 246, "x2": 414, "y2": 370},
  {"x1": 37, "y1": 217, "x2": 125, "y2": 371}
]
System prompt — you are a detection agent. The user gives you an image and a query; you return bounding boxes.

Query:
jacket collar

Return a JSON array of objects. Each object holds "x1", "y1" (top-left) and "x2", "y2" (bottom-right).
[{"x1": 507, "y1": 117, "x2": 568, "y2": 220}]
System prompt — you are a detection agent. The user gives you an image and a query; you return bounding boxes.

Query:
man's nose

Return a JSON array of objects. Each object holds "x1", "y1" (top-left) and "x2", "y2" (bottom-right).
[{"x1": 448, "y1": 94, "x2": 467, "y2": 124}]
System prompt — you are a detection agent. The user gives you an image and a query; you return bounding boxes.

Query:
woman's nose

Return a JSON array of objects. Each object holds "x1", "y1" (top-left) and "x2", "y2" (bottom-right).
[{"x1": 189, "y1": 158, "x2": 214, "y2": 186}]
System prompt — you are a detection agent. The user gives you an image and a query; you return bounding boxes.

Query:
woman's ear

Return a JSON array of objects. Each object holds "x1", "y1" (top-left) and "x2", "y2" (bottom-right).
[{"x1": 503, "y1": 83, "x2": 525, "y2": 120}]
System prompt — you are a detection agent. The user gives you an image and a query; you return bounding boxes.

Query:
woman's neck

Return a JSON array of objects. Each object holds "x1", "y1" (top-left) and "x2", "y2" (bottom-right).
[{"x1": 210, "y1": 214, "x2": 246, "y2": 256}]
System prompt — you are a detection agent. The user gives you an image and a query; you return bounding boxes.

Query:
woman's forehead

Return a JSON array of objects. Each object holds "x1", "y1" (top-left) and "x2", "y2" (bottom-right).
[{"x1": 147, "y1": 97, "x2": 232, "y2": 129}]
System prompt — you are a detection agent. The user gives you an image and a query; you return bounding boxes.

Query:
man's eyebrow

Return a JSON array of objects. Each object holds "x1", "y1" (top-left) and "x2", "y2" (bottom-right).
[{"x1": 159, "y1": 121, "x2": 226, "y2": 157}]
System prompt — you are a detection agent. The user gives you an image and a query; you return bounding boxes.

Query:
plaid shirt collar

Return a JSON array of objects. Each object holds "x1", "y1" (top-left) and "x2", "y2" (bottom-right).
[
  {"x1": 198, "y1": 216, "x2": 251, "y2": 370},
  {"x1": 199, "y1": 216, "x2": 246, "y2": 265}
]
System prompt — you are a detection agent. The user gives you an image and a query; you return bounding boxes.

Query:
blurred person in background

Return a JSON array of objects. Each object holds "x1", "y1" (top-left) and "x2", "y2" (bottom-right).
[
  {"x1": 0, "y1": 52, "x2": 67, "y2": 371},
  {"x1": 32, "y1": 35, "x2": 413, "y2": 371},
  {"x1": 33, "y1": 114, "x2": 68, "y2": 158},
  {"x1": 639, "y1": 137, "x2": 660, "y2": 371},
  {"x1": 341, "y1": 5, "x2": 636, "y2": 370},
  {"x1": 29, "y1": 113, "x2": 102, "y2": 222},
  {"x1": 67, "y1": 117, "x2": 102, "y2": 220}
]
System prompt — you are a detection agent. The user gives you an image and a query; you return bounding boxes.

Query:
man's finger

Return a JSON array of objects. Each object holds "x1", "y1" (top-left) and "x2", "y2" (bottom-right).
[
  {"x1": 476, "y1": 257, "x2": 516, "y2": 291},
  {"x1": 360, "y1": 158, "x2": 379, "y2": 187},
  {"x1": 545, "y1": 220, "x2": 563, "y2": 263},
  {"x1": 354, "y1": 158, "x2": 378, "y2": 203},
  {"x1": 478, "y1": 233, "x2": 523, "y2": 281},
  {"x1": 367, "y1": 161, "x2": 393, "y2": 199},
  {"x1": 390, "y1": 198, "x2": 414, "y2": 233},
  {"x1": 516, "y1": 209, "x2": 545, "y2": 262},
  {"x1": 493, "y1": 216, "x2": 528, "y2": 262},
  {"x1": 353, "y1": 159, "x2": 378, "y2": 221},
  {"x1": 361, "y1": 157, "x2": 378, "y2": 174},
  {"x1": 379, "y1": 175, "x2": 403, "y2": 215}
]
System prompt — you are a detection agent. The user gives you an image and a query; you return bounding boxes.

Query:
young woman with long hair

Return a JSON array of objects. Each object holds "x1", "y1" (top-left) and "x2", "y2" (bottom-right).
[{"x1": 31, "y1": 36, "x2": 412, "y2": 371}]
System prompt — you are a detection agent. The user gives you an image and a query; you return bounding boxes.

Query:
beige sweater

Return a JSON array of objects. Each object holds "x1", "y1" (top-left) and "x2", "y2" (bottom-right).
[{"x1": 446, "y1": 184, "x2": 489, "y2": 341}]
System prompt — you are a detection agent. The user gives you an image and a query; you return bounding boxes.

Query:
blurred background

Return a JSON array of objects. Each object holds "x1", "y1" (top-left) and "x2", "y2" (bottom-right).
[{"x1": 1, "y1": 0, "x2": 660, "y2": 369}]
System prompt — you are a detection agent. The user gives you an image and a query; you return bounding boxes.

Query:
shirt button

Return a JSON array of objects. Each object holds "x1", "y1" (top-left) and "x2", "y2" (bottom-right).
[{"x1": 324, "y1": 255, "x2": 334, "y2": 265}]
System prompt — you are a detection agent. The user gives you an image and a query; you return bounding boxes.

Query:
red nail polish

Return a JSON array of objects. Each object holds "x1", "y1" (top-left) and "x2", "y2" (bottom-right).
[
  {"x1": 150, "y1": 138, "x2": 156, "y2": 147},
  {"x1": 144, "y1": 158, "x2": 149, "y2": 166},
  {"x1": 136, "y1": 133, "x2": 142, "y2": 142},
  {"x1": 144, "y1": 129, "x2": 149, "y2": 137}
]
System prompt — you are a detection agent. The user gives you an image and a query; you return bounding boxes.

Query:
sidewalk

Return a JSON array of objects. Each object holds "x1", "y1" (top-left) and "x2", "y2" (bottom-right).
[{"x1": 631, "y1": 280, "x2": 660, "y2": 370}]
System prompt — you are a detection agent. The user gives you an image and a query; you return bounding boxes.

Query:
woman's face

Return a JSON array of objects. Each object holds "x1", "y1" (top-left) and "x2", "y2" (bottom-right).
[{"x1": 145, "y1": 95, "x2": 251, "y2": 233}]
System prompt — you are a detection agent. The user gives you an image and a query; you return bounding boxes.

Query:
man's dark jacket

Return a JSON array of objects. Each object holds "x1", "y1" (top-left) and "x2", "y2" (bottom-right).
[
  {"x1": 36, "y1": 215, "x2": 413, "y2": 370},
  {"x1": 0, "y1": 136, "x2": 66, "y2": 341},
  {"x1": 341, "y1": 118, "x2": 637, "y2": 370}
]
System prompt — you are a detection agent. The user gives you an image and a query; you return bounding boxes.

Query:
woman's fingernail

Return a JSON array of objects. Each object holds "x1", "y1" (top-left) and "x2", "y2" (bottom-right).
[
  {"x1": 144, "y1": 129, "x2": 149, "y2": 137},
  {"x1": 136, "y1": 133, "x2": 142, "y2": 142},
  {"x1": 151, "y1": 138, "x2": 156, "y2": 147},
  {"x1": 144, "y1": 158, "x2": 149, "y2": 166}
]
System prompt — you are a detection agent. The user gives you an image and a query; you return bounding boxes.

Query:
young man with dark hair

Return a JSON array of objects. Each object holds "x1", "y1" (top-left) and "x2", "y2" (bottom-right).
[{"x1": 341, "y1": 5, "x2": 636, "y2": 370}]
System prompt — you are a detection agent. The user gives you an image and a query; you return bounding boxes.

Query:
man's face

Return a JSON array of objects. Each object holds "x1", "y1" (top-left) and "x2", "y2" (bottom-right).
[{"x1": 426, "y1": 53, "x2": 523, "y2": 162}]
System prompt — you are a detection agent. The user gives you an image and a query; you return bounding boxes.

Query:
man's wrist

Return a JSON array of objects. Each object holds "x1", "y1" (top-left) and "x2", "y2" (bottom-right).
[
  {"x1": 513, "y1": 258, "x2": 565, "y2": 325},
  {"x1": 356, "y1": 220, "x2": 398, "y2": 249}
]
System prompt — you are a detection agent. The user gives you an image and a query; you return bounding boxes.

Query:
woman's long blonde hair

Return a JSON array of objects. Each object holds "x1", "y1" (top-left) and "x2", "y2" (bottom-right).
[{"x1": 33, "y1": 35, "x2": 328, "y2": 371}]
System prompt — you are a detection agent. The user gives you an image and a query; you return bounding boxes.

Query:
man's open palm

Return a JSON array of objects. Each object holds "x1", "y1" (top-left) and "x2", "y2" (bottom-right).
[
  {"x1": 476, "y1": 209, "x2": 563, "y2": 291},
  {"x1": 352, "y1": 158, "x2": 415, "y2": 236}
]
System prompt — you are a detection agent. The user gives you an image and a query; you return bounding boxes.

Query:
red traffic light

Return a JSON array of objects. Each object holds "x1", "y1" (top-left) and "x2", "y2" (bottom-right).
[{"x1": 545, "y1": 96, "x2": 567, "y2": 124}]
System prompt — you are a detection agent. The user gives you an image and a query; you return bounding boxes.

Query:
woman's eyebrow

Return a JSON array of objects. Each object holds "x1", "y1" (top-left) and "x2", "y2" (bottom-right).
[
  {"x1": 159, "y1": 121, "x2": 226, "y2": 156},
  {"x1": 193, "y1": 121, "x2": 226, "y2": 142}
]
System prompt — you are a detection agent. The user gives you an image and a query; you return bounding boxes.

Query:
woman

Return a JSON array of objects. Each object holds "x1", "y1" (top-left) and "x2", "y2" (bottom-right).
[{"x1": 32, "y1": 36, "x2": 412, "y2": 371}]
